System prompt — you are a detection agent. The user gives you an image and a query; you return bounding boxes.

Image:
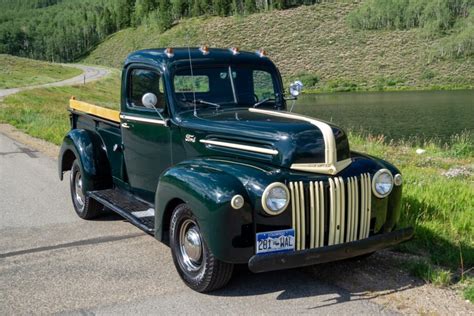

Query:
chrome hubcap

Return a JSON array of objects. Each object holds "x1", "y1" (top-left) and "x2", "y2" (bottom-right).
[
  {"x1": 179, "y1": 219, "x2": 203, "y2": 272},
  {"x1": 74, "y1": 173, "x2": 85, "y2": 211}
]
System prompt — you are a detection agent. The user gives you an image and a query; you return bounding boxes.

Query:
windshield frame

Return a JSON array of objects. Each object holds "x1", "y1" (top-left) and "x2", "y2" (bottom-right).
[{"x1": 168, "y1": 61, "x2": 285, "y2": 115}]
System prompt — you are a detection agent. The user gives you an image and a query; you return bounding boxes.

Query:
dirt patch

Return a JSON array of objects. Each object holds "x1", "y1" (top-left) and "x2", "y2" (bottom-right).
[
  {"x1": 306, "y1": 250, "x2": 473, "y2": 314},
  {"x1": 0, "y1": 124, "x2": 59, "y2": 159}
]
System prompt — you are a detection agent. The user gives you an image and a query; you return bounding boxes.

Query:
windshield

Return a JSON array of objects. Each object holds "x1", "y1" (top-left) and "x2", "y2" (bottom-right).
[{"x1": 172, "y1": 64, "x2": 282, "y2": 113}]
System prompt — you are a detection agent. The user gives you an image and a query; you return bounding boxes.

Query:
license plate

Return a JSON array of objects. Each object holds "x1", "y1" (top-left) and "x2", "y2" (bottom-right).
[{"x1": 256, "y1": 229, "x2": 295, "y2": 255}]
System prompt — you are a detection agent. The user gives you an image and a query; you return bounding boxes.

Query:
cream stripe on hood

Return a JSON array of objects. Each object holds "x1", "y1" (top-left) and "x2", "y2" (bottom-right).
[{"x1": 248, "y1": 108, "x2": 351, "y2": 175}]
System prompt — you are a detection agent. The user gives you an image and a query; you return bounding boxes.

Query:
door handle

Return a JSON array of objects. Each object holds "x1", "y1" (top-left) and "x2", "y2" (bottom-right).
[{"x1": 121, "y1": 122, "x2": 131, "y2": 129}]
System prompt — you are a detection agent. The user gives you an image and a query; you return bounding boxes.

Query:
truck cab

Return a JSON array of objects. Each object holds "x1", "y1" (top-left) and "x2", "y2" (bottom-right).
[{"x1": 59, "y1": 47, "x2": 413, "y2": 292}]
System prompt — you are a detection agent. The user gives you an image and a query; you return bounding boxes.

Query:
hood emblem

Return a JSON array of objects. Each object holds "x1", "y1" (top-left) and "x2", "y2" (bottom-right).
[{"x1": 185, "y1": 134, "x2": 196, "y2": 143}]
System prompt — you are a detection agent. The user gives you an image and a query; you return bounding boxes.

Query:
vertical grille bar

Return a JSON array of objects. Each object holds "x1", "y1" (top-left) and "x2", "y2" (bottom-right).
[
  {"x1": 364, "y1": 174, "x2": 372, "y2": 238},
  {"x1": 309, "y1": 181, "x2": 315, "y2": 249},
  {"x1": 345, "y1": 178, "x2": 353, "y2": 242},
  {"x1": 294, "y1": 182, "x2": 301, "y2": 250},
  {"x1": 328, "y1": 178, "x2": 336, "y2": 246},
  {"x1": 359, "y1": 174, "x2": 366, "y2": 240},
  {"x1": 338, "y1": 177, "x2": 345, "y2": 244},
  {"x1": 353, "y1": 176, "x2": 360, "y2": 241},
  {"x1": 319, "y1": 181, "x2": 325, "y2": 247},
  {"x1": 299, "y1": 181, "x2": 306, "y2": 250},
  {"x1": 289, "y1": 182, "x2": 297, "y2": 249}
]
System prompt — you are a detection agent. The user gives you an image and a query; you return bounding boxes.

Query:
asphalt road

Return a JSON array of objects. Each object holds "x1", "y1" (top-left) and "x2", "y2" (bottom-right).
[
  {"x1": 0, "y1": 64, "x2": 110, "y2": 99},
  {"x1": 0, "y1": 132, "x2": 398, "y2": 315}
]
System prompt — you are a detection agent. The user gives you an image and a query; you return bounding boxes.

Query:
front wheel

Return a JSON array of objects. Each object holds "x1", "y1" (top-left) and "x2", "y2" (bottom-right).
[
  {"x1": 69, "y1": 159, "x2": 102, "y2": 219},
  {"x1": 170, "y1": 204, "x2": 233, "y2": 292}
]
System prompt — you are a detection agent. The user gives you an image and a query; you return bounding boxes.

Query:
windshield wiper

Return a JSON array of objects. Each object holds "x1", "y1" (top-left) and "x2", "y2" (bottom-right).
[
  {"x1": 253, "y1": 97, "x2": 274, "y2": 108},
  {"x1": 181, "y1": 98, "x2": 220, "y2": 109}
]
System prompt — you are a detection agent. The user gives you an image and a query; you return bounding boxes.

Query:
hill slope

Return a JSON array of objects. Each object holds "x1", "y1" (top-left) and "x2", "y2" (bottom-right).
[
  {"x1": 0, "y1": 55, "x2": 82, "y2": 89},
  {"x1": 84, "y1": 2, "x2": 474, "y2": 92}
]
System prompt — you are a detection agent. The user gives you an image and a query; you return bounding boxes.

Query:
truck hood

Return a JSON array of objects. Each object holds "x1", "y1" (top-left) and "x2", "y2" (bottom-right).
[{"x1": 178, "y1": 108, "x2": 351, "y2": 174}]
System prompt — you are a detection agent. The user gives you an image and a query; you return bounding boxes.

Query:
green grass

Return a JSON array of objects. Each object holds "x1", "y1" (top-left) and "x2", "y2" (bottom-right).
[
  {"x1": 83, "y1": 2, "x2": 474, "y2": 92},
  {"x1": 464, "y1": 277, "x2": 474, "y2": 302},
  {"x1": 349, "y1": 131, "x2": 473, "y2": 291},
  {"x1": 0, "y1": 72, "x2": 120, "y2": 144},
  {"x1": 403, "y1": 259, "x2": 453, "y2": 287},
  {"x1": 0, "y1": 54, "x2": 82, "y2": 89}
]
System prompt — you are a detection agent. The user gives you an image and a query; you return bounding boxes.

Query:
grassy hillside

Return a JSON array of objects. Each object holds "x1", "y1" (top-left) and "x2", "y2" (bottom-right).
[
  {"x1": 0, "y1": 55, "x2": 82, "y2": 89},
  {"x1": 84, "y1": 2, "x2": 474, "y2": 92}
]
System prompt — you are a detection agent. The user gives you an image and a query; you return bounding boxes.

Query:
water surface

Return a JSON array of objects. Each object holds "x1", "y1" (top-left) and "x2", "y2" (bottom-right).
[{"x1": 296, "y1": 90, "x2": 473, "y2": 144}]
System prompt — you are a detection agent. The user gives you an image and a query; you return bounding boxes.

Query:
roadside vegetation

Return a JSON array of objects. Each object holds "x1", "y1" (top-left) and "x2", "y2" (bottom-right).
[
  {"x1": 350, "y1": 131, "x2": 473, "y2": 297},
  {"x1": 0, "y1": 55, "x2": 82, "y2": 89},
  {"x1": 0, "y1": 72, "x2": 120, "y2": 144}
]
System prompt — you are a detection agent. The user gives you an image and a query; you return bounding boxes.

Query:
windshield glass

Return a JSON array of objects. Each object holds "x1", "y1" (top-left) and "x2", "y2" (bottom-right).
[{"x1": 172, "y1": 64, "x2": 281, "y2": 113}]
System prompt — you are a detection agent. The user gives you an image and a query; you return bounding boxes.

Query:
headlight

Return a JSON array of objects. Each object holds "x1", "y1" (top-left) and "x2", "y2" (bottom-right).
[
  {"x1": 262, "y1": 182, "x2": 290, "y2": 215},
  {"x1": 372, "y1": 169, "x2": 394, "y2": 198}
]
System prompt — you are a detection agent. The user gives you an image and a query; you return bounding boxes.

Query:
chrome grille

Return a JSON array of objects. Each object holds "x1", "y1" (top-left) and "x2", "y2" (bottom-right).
[{"x1": 289, "y1": 173, "x2": 372, "y2": 251}]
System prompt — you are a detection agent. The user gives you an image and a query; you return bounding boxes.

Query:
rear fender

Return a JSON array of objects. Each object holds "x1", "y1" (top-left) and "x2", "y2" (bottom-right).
[{"x1": 58, "y1": 129, "x2": 112, "y2": 191}]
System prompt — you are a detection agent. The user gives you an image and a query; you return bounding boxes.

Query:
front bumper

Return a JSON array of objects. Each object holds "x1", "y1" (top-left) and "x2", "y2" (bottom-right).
[{"x1": 248, "y1": 227, "x2": 414, "y2": 273}]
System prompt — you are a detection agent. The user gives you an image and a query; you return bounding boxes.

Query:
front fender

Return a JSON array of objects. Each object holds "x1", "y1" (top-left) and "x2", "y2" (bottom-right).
[
  {"x1": 155, "y1": 158, "x2": 279, "y2": 263},
  {"x1": 58, "y1": 129, "x2": 112, "y2": 191}
]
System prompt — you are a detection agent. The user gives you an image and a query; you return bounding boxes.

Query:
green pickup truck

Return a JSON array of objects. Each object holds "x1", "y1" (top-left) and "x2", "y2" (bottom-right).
[{"x1": 58, "y1": 47, "x2": 413, "y2": 292}]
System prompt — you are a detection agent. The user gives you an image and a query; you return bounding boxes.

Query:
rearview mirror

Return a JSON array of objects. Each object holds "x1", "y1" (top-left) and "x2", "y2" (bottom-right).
[
  {"x1": 289, "y1": 81, "x2": 304, "y2": 97},
  {"x1": 142, "y1": 92, "x2": 158, "y2": 109}
]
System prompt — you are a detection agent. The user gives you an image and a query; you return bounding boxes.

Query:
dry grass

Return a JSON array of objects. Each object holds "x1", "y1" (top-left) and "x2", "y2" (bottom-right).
[{"x1": 84, "y1": 2, "x2": 474, "y2": 91}]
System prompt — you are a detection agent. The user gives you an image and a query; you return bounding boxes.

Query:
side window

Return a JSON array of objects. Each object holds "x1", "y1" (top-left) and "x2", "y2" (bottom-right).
[
  {"x1": 253, "y1": 70, "x2": 274, "y2": 101},
  {"x1": 129, "y1": 68, "x2": 164, "y2": 109}
]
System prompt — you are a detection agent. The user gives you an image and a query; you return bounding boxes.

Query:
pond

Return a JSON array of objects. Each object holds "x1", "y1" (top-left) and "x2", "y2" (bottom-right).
[{"x1": 295, "y1": 90, "x2": 474, "y2": 144}]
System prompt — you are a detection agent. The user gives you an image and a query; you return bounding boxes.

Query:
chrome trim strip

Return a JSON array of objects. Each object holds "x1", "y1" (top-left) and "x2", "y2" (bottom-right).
[
  {"x1": 199, "y1": 139, "x2": 278, "y2": 156},
  {"x1": 120, "y1": 114, "x2": 167, "y2": 126}
]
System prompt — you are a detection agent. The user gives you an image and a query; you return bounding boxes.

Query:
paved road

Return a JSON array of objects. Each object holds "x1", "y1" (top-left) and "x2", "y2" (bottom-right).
[
  {"x1": 0, "y1": 64, "x2": 110, "y2": 99},
  {"x1": 0, "y1": 132, "x2": 398, "y2": 315}
]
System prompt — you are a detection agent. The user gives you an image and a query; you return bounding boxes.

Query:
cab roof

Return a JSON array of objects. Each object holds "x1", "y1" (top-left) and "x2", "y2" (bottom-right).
[{"x1": 124, "y1": 48, "x2": 276, "y2": 69}]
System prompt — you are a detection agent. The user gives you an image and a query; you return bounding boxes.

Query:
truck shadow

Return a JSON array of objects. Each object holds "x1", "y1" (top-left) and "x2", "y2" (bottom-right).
[{"x1": 211, "y1": 250, "x2": 423, "y2": 308}]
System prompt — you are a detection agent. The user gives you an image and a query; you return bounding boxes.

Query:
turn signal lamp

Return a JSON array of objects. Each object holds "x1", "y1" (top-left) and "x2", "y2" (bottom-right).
[
  {"x1": 257, "y1": 48, "x2": 267, "y2": 57},
  {"x1": 199, "y1": 45, "x2": 210, "y2": 55},
  {"x1": 230, "y1": 47, "x2": 240, "y2": 55},
  {"x1": 164, "y1": 47, "x2": 174, "y2": 58}
]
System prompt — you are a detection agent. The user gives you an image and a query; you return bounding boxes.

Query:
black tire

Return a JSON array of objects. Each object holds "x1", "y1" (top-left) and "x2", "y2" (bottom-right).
[
  {"x1": 69, "y1": 159, "x2": 102, "y2": 219},
  {"x1": 170, "y1": 204, "x2": 234, "y2": 292}
]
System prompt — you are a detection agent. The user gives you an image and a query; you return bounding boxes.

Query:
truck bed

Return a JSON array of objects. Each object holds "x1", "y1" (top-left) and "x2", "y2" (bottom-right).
[{"x1": 69, "y1": 98, "x2": 120, "y2": 123}]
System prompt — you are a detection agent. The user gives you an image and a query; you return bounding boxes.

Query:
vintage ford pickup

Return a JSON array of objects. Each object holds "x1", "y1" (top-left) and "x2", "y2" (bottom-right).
[{"x1": 59, "y1": 47, "x2": 413, "y2": 292}]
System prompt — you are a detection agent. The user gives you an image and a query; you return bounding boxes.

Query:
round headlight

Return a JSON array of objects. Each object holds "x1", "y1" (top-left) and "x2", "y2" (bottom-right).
[
  {"x1": 372, "y1": 169, "x2": 394, "y2": 198},
  {"x1": 262, "y1": 182, "x2": 290, "y2": 215}
]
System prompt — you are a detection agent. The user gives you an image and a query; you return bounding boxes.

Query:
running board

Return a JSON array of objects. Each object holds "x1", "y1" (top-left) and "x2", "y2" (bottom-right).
[{"x1": 88, "y1": 188, "x2": 155, "y2": 234}]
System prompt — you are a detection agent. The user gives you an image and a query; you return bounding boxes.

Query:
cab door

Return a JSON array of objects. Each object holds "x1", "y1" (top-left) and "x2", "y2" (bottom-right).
[{"x1": 120, "y1": 66, "x2": 171, "y2": 203}]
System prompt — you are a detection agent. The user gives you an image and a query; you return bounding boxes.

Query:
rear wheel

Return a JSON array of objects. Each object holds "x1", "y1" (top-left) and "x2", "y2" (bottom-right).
[
  {"x1": 170, "y1": 204, "x2": 234, "y2": 292},
  {"x1": 69, "y1": 160, "x2": 102, "y2": 219}
]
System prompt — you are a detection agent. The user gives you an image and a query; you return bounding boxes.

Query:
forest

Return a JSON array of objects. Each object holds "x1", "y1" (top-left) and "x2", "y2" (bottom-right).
[{"x1": 0, "y1": 0, "x2": 472, "y2": 62}]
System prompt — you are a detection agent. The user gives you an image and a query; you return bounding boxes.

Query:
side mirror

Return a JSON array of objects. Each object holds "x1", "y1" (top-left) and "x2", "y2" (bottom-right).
[
  {"x1": 142, "y1": 92, "x2": 158, "y2": 109},
  {"x1": 289, "y1": 81, "x2": 304, "y2": 97}
]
